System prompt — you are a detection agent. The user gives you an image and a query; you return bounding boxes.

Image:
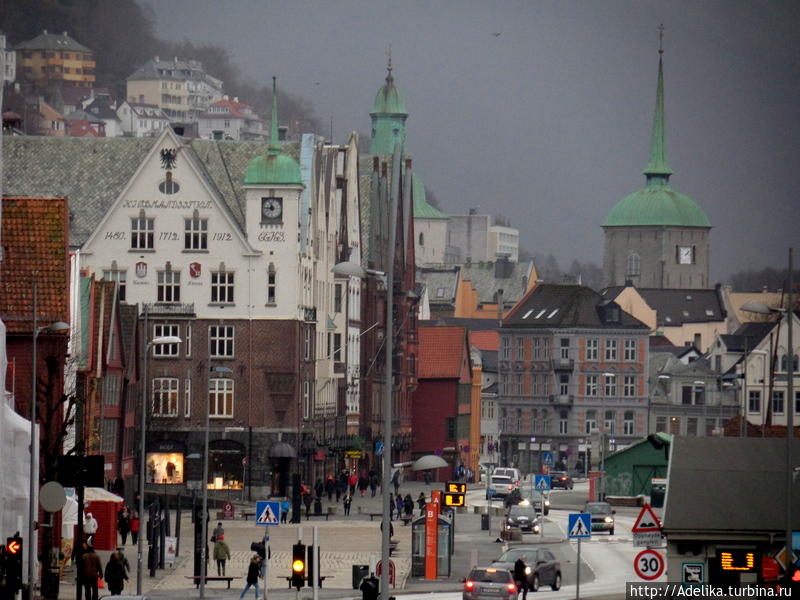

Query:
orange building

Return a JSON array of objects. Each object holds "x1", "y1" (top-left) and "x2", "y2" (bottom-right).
[{"x1": 16, "y1": 30, "x2": 95, "y2": 88}]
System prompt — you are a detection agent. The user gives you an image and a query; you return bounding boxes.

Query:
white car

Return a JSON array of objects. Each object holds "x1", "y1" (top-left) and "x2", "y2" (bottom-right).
[{"x1": 487, "y1": 475, "x2": 516, "y2": 499}]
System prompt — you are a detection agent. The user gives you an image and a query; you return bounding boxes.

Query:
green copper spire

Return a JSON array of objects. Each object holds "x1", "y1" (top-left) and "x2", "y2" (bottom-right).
[
  {"x1": 243, "y1": 76, "x2": 303, "y2": 186},
  {"x1": 644, "y1": 27, "x2": 672, "y2": 182},
  {"x1": 269, "y1": 75, "x2": 279, "y2": 154}
]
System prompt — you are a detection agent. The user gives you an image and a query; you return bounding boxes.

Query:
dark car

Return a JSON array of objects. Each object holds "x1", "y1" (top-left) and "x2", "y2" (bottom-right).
[
  {"x1": 505, "y1": 504, "x2": 541, "y2": 533},
  {"x1": 491, "y1": 546, "x2": 562, "y2": 591},
  {"x1": 463, "y1": 567, "x2": 518, "y2": 600},
  {"x1": 584, "y1": 501, "x2": 615, "y2": 535},
  {"x1": 549, "y1": 471, "x2": 573, "y2": 490}
]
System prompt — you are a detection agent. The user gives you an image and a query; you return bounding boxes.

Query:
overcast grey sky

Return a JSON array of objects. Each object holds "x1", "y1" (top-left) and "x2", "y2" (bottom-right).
[{"x1": 144, "y1": 0, "x2": 799, "y2": 284}]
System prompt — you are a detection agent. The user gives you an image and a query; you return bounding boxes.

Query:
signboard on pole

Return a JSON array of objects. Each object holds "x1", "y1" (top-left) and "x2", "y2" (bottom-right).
[
  {"x1": 633, "y1": 532, "x2": 666, "y2": 548},
  {"x1": 424, "y1": 502, "x2": 438, "y2": 579},
  {"x1": 632, "y1": 503, "x2": 662, "y2": 533},
  {"x1": 634, "y1": 549, "x2": 665, "y2": 580},
  {"x1": 255, "y1": 501, "x2": 281, "y2": 526},
  {"x1": 568, "y1": 513, "x2": 591, "y2": 539},
  {"x1": 534, "y1": 475, "x2": 551, "y2": 492},
  {"x1": 542, "y1": 452, "x2": 554, "y2": 466},
  {"x1": 376, "y1": 559, "x2": 396, "y2": 587}
]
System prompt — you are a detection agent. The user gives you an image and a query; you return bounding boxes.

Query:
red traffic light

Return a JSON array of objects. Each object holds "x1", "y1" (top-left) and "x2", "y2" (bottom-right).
[{"x1": 7, "y1": 540, "x2": 21, "y2": 554}]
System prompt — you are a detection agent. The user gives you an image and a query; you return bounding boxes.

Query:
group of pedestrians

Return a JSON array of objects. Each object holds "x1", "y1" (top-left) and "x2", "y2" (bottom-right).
[
  {"x1": 116, "y1": 505, "x2": 140, "y2": 545},
  {"x1": 209, "y1": 521, "x2": 262, "y2": 599},
  {"x1": 77, "y1": 542, "x2": 131, "y2": 600},
  {"x1": 385, "y1": 492, "x2": 427, "y2": 522}
]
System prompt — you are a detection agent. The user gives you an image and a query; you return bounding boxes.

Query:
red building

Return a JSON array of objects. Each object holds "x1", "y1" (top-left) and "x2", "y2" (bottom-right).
[{"x1": 411, "y1": 326, "x2": 472, "y2": 482}]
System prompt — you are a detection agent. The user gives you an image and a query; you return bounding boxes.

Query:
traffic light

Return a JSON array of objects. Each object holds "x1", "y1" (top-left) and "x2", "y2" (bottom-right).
[
  {"x1": 291, "y1": 543, "x2": 306, "y2": 589},
  {"x1": 306, "y1": 544, "x2": 315, "y2": 587},
  {"x1": 5, "y1": 534, "x2": 23, "y2": 592}
]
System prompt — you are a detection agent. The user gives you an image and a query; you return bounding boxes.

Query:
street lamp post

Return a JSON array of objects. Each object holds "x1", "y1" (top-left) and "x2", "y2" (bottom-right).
[
  {"x1": 137, "y1": 334, "x2": 181, "y2": 595},
  {"x1": 200, "y1": 365, "x2": 233, "y2": 599},
  {"x1": 742, "y1": 247, "x2": 794, "y2": 581},
  {"x1": 599, "y1": 372, "x2": 614, "y2": 501},
  {"x1": 29, "y1": 279, "x2": 69, "y2": 598}
]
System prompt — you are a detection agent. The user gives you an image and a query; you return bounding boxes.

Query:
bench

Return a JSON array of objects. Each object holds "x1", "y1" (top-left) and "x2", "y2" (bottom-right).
[
  {"x1": 367, "y1": 513, "x2": 383, "y2": 521},
  {"x1": 242, "y1": 511, "x2": 256, "y2": 520},
  {"x1": 399, "y1": 515, "x2": 413, "y2": 526},
  {"x1": 307, "y1": 512, "x2": 330, "y2": 521},
  {"x1": 186, "y1": 575, "x2": 241, "y2": 589}
]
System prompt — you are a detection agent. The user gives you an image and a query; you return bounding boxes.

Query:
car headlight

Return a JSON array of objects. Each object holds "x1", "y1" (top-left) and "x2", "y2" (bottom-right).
[
  {"x1": 525, "y1": 567, "x2": 531, "y2": 575},
  {"x1": 604, "y1": 517, "x2": 613, "y2": 523},
  {"x1": 544, "y1": 500, "x2": 550, "y2": 507}
]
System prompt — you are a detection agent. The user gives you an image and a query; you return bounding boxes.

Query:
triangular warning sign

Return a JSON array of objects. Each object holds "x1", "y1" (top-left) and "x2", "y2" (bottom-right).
[
  {"x1": 257, "y1": 504, "x2": 279, "y2": 524},
  {"x1": 632, "y1": 503, "x2": 662, "y2": 533},
  {"x1": 535, "y1": 478, "x2": 549, "y2": 490},
  {"x1": 569, "y1": 516, "x2": 589, "y2": 537}
]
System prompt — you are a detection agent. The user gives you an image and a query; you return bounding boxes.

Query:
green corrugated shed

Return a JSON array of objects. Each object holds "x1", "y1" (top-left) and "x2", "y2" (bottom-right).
[{"x1": 604, "y1": 432, "x2": 671, "y2": 497}]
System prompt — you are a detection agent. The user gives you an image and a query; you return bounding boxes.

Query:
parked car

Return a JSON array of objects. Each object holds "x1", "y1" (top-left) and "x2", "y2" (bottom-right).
[
  {"x1": 505, "y1": 504, "x2": 541, "y2": 533},
  {"x1": 584, "y1": 501, "x2": 615, "y2": 535},
  {"x1": 491, "y1": 546, "x2": 562, "y2": 591},
  {"x1": 463, "y1": 567, "x2": 518, "y2": 600},
  {"x1": 487, "y1": 475, "x2": 516, "y2": 499},
  {"x1": 549, "y1": 471, "x2": 574, "y2": 490},
  {"x1": 520, "y1": 488, "x2": 550, "y2": 515}
]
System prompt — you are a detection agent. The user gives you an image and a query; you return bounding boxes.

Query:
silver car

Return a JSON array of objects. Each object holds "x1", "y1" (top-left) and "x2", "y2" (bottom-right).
[
  {"x1": 463, "y1": 567, "x2": 518, "y2": 600},
  {"x1": 491, "y1": 546, "x2": 562, "y2": 591}
]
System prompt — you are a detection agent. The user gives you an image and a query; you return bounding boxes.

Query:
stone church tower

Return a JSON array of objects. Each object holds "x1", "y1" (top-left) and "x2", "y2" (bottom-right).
[{"x1": 603, "y1": 49, "x2": 711, "y2": 289}]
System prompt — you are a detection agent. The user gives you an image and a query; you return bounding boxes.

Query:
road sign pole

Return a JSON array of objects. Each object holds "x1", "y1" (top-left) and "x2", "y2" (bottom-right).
[
  {"x1": 576, "y1": 538, "x2": 581, "y2": 600},
  {"x1": 263, "y1": 535, "x2": 269, "y2": 600}
]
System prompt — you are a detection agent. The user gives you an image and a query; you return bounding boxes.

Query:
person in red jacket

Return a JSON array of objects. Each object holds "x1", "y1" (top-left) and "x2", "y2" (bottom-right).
[{"x1": 129, "y1": 511, "x2": 140, "y2": 545}]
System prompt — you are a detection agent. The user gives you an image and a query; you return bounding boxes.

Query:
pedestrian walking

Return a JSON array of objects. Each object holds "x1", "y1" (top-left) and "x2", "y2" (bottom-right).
[
  {"x1": 369, "y1": 473, "x2": 378, "y2": 497},
  {"x1": 396, "y1": 495, "x2": 405, "y2": 522},
  {"x1": 343, "y1": 495, "x2": 352, "y2": 516},
  {"x1": 103, "y1": 551, "x2": 127, "y2": 596},
  {"x1": 358, "y1": 473, "x2": 368, "y2": 497},
  {"x1": 389, "y1": 493, "x2": 395, "y2": 520},
  {"x1": 348, "y1": 472, "x2": 358, "y2": 496},
  {"x1": 338, "y1": 470, "x2": 347, "y2": 501},
  {"x1": 325, "y1": 476, "x2": 335, "y2": 502},
  {"x1": 84, "y1": 512, "x2": 98, "y2": 545},
  {"x1": 213, "y1": 536, "x2": 231, "y2": 576},
  {"x1": 239, "y1": 555, "x2": 262, "y2": 599},
  {"x1": 513, "y1": 557, "x2": 529, "y2": 600},
  {"x1": 417, "y1": 492, "x2": 426, "y2": 516},
  {"x1": 212, "y1": 522, "x2": 225, "y2": 541},
  {"x1": 303, "y1": 492, "x2": 313, "y2": 519},
  {"x1": 115, "y1": 547, "x2": 130, "y2": 575},
  {"x1": 129, "y1": 511, "x2": 139, "y2": 545},
  {"x1": 314, "y1": 479, "x2": 324, "y2": 499},
  {"x1": 78, "y1": 543, "x2": 103, "y2": 600},
  {"x1": 391, "y1": 469, "x2": 400, "y2": 495},
  {"x1": 117, "y1": 506, "x2": 130, "y2": 546},
  {"x1": 280, "y1": 500, "x2": 290, "y2": 524},
  {"x1": 403, "y1": 494, "x2": 414, "y2": 517}
]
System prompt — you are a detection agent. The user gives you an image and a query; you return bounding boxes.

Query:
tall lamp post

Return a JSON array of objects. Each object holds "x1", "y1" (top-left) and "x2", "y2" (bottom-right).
[
  {"x1": 599, "y1": 371, "x2": 614, "y2": 501},
  {"x1": 742, "y1": 247, "x2": 794, "y2": 581},
  {"x1": 200, "y1": 365, "x2": 234, "y2": 599},
  {"x1": 137, "y1": 334, "x2": 182, "y2": 595},
  {"x1": 29, "y1": 279, "x2": 69, "y2": 597}
]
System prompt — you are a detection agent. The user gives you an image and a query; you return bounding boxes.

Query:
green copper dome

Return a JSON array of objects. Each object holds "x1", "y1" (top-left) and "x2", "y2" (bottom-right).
[
  {"x1": 243, "y1": 77, "x2": 303, "y2": 187},
  {"x1": 243, "y1": 151, "x2": 302, "y2": 186},
  {"x1": 413, "y1": 174, "x2": 448, "y2": 219},
  {"x1": 604, "y1": 183, "x2": 710, "y2": 227},
  {"x1": 371, "y1": 69, "x2": 407, "y2": 116}
]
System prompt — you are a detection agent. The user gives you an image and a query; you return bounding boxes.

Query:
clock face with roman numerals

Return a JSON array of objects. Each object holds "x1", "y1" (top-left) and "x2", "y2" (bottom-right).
[{"x1": 261, "y1": 197, "x2": 282, "y2": 220}]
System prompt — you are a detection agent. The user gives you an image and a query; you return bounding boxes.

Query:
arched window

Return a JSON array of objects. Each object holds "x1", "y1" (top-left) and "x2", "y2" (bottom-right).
[
  {"x1": 419, "y1": 232, "x2": 424, "y2": 246},
  {"x1": 626, "y1": 253, "x2": 641, "y2": 277},
  {"x1": 781, "y1": 354, "x2": 788, "y2": 372}
]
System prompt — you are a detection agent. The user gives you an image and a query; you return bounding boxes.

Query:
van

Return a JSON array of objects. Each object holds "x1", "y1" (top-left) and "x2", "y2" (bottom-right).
[{"x1": 493, "y1": 467, "x2": 522, "y2": 486}]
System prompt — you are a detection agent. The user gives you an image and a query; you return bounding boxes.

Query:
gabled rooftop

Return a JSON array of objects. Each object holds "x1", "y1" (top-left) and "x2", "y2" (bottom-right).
[
  {"x1": 603, "y1": 285, "x2": 725, "y2": 327},
  {"x1": 15, "y1": 30, "x2": 92, "y2": 53},
  {"x1": 418, "y1": 326, "x2": 469, "y2": 379}
]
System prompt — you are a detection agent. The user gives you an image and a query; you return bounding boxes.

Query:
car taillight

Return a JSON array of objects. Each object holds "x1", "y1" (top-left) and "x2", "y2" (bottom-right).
[
  {"x1": 507, "y1": 583, "x2": 517, "y2": 591},
  {"x1": 507, "y1": 485, "x2": 513, "y2": 490},
  {"x1": 465, "y1": 581, "x2": 475, "y2": 590}
]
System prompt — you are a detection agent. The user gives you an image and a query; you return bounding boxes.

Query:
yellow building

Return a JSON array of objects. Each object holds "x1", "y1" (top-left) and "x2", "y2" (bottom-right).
[{"x1": 15, "y1": 30, "x2": 95, "y2": 87}]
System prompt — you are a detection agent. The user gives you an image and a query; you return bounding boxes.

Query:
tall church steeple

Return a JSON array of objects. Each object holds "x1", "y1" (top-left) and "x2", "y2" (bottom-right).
[
  {"x1": 369, "y1": 53, "x2": 409, "y2": 156},
  {"x1": 644, "y1": 25, "x2": 672, "y2": 185}
]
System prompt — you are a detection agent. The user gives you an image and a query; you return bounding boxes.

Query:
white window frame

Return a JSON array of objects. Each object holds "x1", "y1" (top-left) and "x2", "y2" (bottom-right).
[
  {"x1": 209, "y1": 325, "x2": 234, "y2": 358},
  {"x1": 516, "y1": 337, "x2": 524, "y2": 360},
  {"x1": 585, "y1": 374, "x2": 598, "y2": 397},
  {"x1": 152, "y1": 377, "x2": 179, "y2": 416},
  {"x1": 585, "y1": 410, "x2": 597, "y2": 434},
  {"x1": 184, "y1": 212, "x2": 208, "y2": 250},
  {"x1": 211, "y1": 270, "x2": 235, "y2": 304},
  {"x1": 501, "y1": 336, "x2": 511, "y2": 360},
  {"x1": 303, "y1": 381, "x2": 310, "y2": 419},
  {"x1": 102, "y1": 268, "x2": 127, "y2": 302},
  {"x1": 624, "y1": 339, "x2": 637, "y2": 361},
  {"x1": 604, "y1": 410, "x2": 616, "y2": 434},
  {"x1": 153, "y1": 324, "x2": 180, "y2": 357},
  {"x1": 209, "y1": 378, "x2": 234, "y2": 418},
  {"x1": 267, "y1": 265, "x2": 277, "y2": 305},
  {"x1": 185, "y1": 323, "x2": 192, "y2": 358},
  {"x1": 623, "y1": 375, "x2": 636, "y2": 397},
  {"x1": 604, "y1": 339, "x2": 617, "y2": 361},
  {"x1": 623, "y1": 411, "x2": 635, "y2": 435},
  {"x1": 157, "y1": 269, "x2": 181, "y2": 303},
  {"x1": 131, "y1": 212, "x2": 154, "y2": 249},
  {"x1": 586, "y1": 338, "x2": 598, "y2": 361},
  {"x1": 184, "y1": 378, "x2": 192, "y2": 418},
  {"x1": 604, "y1": 374, "x2": 617, "y2": 397}
]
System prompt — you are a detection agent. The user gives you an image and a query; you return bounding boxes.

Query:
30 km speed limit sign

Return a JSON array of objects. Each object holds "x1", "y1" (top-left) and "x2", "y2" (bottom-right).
[{"x1": 634, "y1": 549, "x2": 665, "y2": 580}]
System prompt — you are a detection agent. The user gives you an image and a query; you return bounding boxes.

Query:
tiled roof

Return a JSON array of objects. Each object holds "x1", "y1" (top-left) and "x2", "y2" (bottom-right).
[
  {"x1": 418, "y1": 325, "x2": 468, "y2": 379},
  {"x1": 418, "y1": 266, "x2": 459, "y2": 304},
  {"x1": 469, "y1": 330, "x2": 499, "y2": 351},
  {"x1": 602, "y1": 286, "x2": 726, "y2": 327},
  {"x1": 504, "y1": 283, "x2": 649, "y2": 330},
  {"x1": 460, "y1": 260, "x2": 533, "y2": 305},
  {"x1": 15, "y1": 30, "x2": 92, "y2": 53},
  {"x1": 720, "y1": 322, "x2": 776, "y2": 353},
  {"x1": 2, "y1": 135, "x2": 299, "y2": 247},
  {"x1": 200, "y1": 99, "x2": 262, "y2": 122},
  {"x1": 0, "y1": 197, "x2": 70, "y2": 332}
]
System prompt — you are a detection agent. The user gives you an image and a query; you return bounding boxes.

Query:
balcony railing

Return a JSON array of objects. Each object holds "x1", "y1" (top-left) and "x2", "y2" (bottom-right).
[
  {"x1": 549, "y1": 394, "x2": 574, "y2": 405},
  {"x1": 551, "y1": 358, "x2": 574, "y2": 371},
  {"x1": 142, "y1": 302, "x2": 195, "y2": 317}
]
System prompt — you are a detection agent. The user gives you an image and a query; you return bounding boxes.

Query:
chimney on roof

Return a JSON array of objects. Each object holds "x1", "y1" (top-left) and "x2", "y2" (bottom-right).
[
  {"x1": 233, "y1": 96, "x2": 238, "y2": 103},
  {"x1": 495, "y1": 254, "x2": 512, "y2": 278},
  {"x1": 43, "y1": 29, "x2": 48, "y2": 35}
]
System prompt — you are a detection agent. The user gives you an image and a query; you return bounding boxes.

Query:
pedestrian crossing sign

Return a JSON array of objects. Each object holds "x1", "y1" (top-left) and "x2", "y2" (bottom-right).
[
  {"x1": 255, "y1": 501, "x2": 281, "y2": 526},
  {"x1": 568, "y1": 513, "x2": 592, "y2": 539},
  {"x1": 534, "y1": 475, "x2": 551, "y2": 491}
]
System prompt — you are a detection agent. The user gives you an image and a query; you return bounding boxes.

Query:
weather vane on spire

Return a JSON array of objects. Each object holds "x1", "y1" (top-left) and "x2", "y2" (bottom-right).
[
  {"x1": 386, "y1": 45, "x2": 393, "y2": 72},
  {"x1": 658, "y1": 24, "x2": 665, "y2": 55}
]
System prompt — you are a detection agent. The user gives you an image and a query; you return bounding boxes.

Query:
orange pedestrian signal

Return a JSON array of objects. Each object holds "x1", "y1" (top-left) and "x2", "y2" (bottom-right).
[{"x1": 443, "y1": 492, "x2": 465, "y2": 507}]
